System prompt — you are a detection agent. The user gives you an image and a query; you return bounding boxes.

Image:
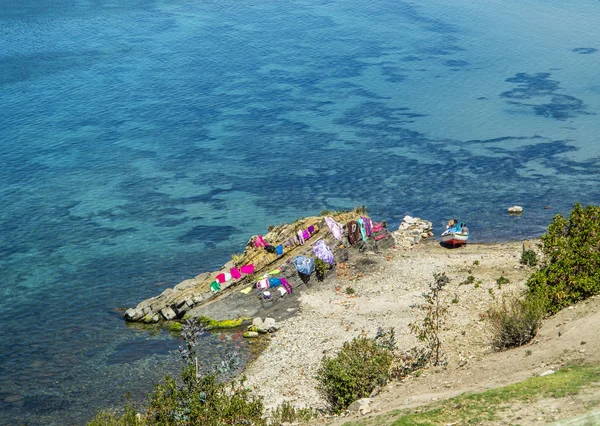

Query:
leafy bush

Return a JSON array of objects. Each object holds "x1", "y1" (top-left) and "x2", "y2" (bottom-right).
[
  {"x1": 314, "y1": 258, "x2": 329, "y2": 281},
  {"x1": 488, "y1": 295, "x2": 543, "y2": 350},
  {"x1": 520, "y1": 249, "x2": 538, "y2": 267},
  {"x1": 526, "y1": 203, "x2": 600, "y2": 314},
  {"x1": 88, "y1": 320, "x2": 267, "y2": 426},
  {"x1": 315, "y1": 335, "x2": 394, "y2": 413}
]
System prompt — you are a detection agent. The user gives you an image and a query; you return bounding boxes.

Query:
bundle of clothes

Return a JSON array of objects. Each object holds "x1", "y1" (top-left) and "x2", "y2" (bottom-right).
[
  {"x1": 209, "y1": 263, "x2": 256, "y2": 293},
  {"x1": 214, "y1": 215, "x2": 388, "y2": 298}
]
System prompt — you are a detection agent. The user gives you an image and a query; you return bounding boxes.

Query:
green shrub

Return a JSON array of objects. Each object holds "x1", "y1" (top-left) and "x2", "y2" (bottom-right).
[
  {"x1": 88, "y1": 397, "x2": 141, "y2": 426},
  {"x1": 496, "y1": 276, "x2": 510, "y2": 289},
  {"x1": 520, "y1": 249, "x2": 538, "y2": 267},
  {"x1": 315, "y1": 258, "x2": 329, "y2": 281},
  {"x1": 526, "y1": 203, "x2": 600, "y2": 314},
  {"x1": 460, "y1": 275, "x2": 475, "y2": 286},
  {"x1": 88, "y1": 320, "x2": 267, "y2": 426},
  {"x1": 488, "y1": 295, "x2": 543, "y2": 350},
  {"x1": 315, "y1": 335, "x2": 393, "y2": 413}
]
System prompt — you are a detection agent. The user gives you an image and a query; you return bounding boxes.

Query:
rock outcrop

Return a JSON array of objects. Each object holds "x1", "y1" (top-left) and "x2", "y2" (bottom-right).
[
  {"x1": 391, "y1": 215, "x2": 434, "y2": 248},
  {"x1": 123, "y1": 211, "x2": 434, "y2": 324}
]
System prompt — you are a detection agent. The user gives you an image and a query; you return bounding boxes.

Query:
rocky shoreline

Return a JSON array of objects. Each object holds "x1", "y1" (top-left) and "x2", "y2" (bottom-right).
[{"x1": 123, "y1": 212, "x2": 434, "y2": 325}]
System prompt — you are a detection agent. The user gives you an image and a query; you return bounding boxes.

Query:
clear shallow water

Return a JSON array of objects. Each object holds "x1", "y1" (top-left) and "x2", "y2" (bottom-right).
[{"x1": 1, "y1": 0, "x2": 600, "y2": 423}]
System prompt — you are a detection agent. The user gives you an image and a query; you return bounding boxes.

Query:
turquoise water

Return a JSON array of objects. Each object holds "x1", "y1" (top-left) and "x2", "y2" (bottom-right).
[{"x1": 2, "y1": 0, "x2": 600, "y2": 423}]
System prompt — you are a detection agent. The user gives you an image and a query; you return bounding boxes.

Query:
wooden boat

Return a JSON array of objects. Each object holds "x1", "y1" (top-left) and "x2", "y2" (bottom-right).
[{"x1": 441, "y1": 231, "x2": 469, "y2": 246}]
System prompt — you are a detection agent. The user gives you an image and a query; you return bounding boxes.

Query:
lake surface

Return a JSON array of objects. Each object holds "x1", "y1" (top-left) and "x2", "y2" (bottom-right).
[{"x1": 1, "y1": 0, "x2": 600, "y2": 423}]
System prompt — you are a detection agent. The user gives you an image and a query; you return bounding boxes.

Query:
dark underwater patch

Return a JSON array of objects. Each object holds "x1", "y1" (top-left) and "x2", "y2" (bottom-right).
[
  {"x1": 501, "y1": 72, "x2": 589, "y2": 120},
  {"x1": 572, "y1": 47, "x2": 597, "y2": 54},
  {"x1": 178, "y1": 224, "x2": 238, "y2": 243}
]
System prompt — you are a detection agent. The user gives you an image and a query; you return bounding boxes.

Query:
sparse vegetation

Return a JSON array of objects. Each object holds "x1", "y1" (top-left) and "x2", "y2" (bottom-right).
[
  {"x1": 344, "y1": 365, "x2": 600, "y2": 426},
  {"x1": 269, "y1": 401, "x2": 318, "y2": 424},
  {"x1": 409, "y1": 273, "x2": 449, "y2": 366},
  {"x1": 496, "y1": 276, "x2": 510, "y2": 286},
  {"x1": 345, "y1": 286, "x2": 356, "y2": 295},
  {"x1": 460, "y1": 275, "x2": 476, "y2": 286},
  {"x1": 473, "y1": 260, "x2": 480, "y2": 266},
  {"x1": 488, "y1": 294, "x2": 543, "y2": 350}
]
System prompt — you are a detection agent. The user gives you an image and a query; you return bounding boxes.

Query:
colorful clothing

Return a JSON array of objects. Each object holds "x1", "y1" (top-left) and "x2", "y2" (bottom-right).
[
  {"x1": 276, "y1": 244, "x2": 283, "y2": 255},
  {"x1": 357, "y1": 218, "x2": 367, "y2": 242},
  {"x1": 293, "y1": 256, "x2": 315, "y2": 275},
  {"x1": 216, "y1": 273, "x2": 226, "y2": 284},
  {"x1": 254, "y1": 235, "x2": 266, "y2": 248},
  {"x1": 256, "y1": 278, "x2": 269, "y2": 290},
  {"x1": 325, "y1": 216, "x2": 344, "y2": 241},
  {"x1": 240, "y1": 264, "x2": 255, "y2": 274},
  {"x1": 230, "y1": 267, "x2": 241, "y2": 279},
  {"x1": 269, "y1": 277, "x2": 282, "y2": 287},
  {"x1": 347, "y1": 221, "x2": 361, "y2": 245},
  {"x1": 280, "y1": 277, "x2": 293, "y2": 294},
  {"x1": 302, "y1": 229, "x2": 310, "y2": 241},
  {"x1": 313, "y1": 240, "x2": 335, "y2": 265},
  {"x1": 297, "y1": 230, "x2": 305, "y2": 245},
  {"x1": 210, "y1": 281, "x2": 221, "y2": 292}
]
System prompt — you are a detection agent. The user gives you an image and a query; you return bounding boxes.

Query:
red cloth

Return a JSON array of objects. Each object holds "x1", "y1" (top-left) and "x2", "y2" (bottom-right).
[{"x1": 216, "y1": 273, "x2": 226, "y2": 283}]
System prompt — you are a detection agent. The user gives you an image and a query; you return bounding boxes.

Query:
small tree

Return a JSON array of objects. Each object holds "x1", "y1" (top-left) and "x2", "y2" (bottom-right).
[{"x1": 410, "y1": 272, "x2": 449, "y2": 366}]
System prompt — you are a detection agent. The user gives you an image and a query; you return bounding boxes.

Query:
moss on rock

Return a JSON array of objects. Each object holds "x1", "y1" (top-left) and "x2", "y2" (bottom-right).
[{"x1": 198, "y1": 316, "x2": 246, "y2": 330}]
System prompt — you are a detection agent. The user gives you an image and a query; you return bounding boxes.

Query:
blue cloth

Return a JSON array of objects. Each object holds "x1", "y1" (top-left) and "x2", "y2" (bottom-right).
[
  {"x1": 269, "y1": 277, "x2": 282, "y2": 287},
  {"x1": 293, "y1": 256, "x2": 315, "y2": 275},
  {"x1": 276, "y1": 244, "x2": 283, "y2": 255}
]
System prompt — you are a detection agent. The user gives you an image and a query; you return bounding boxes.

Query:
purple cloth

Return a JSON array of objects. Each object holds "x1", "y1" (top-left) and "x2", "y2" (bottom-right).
[
  {"x1": 302, "y1": 229, "x2": 310, "y2": 240},
  {"x1": 313, "y1": 240, "x2": 335, "y2": 265},
  {"x1": 308, "y1": 225, "x2": 315, "y2": 233}
]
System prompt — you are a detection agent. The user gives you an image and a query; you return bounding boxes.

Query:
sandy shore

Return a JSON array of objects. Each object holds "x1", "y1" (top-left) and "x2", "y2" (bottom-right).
[{"x1": 242, "y1": 239, "x2": 537, "y2": 411}]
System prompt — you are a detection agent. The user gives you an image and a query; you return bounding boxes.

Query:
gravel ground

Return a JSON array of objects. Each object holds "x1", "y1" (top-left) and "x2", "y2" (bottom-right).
[{"x1": 242, "y1": 239, "x2": 534, "y2": 411}]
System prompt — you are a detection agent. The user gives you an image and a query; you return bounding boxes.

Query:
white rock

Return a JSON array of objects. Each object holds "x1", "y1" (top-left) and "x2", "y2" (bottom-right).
[
  {"x1": 402, "y1": 215, "x2": 416, "y2": 224},
  {"x1": 349, "y1": 398, "x2": 371, "y2": 412},
  {"x1": 252, "y1": 317, "x2": 264, "y2": 328},
  {"x1": 508, "y1": 206, "x2": 523, "y2": 214},
  {"x1": 160, "y1": 307, "x2": 177, "y2": 320},
  {"x1": 540, "y1": 369, "x2": 555, "y2": 377}
]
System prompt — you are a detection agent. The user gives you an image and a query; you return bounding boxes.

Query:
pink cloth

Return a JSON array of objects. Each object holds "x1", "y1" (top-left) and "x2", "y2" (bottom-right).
[
  {"x1": 254, "y1": 235, "x2": 266, "y2": 248},
  {"x1": 230, "y1": 267, "x2": 241, "y2": 279},
  {"x1": 297, "y1": 230, "x2": 304, "y2": 245},
  {"x1": 240, "y1": 264, "x2": 255, "y2": 274},
  {"x1": 302, "y1": 229, "x2": 310, "y2": 240},
  {"x1": 280, "y1": 277, "x2": 293, "y2": 294},
  {"x1": 216, "y1": 273, "x2": 226, "y2": 283}
]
